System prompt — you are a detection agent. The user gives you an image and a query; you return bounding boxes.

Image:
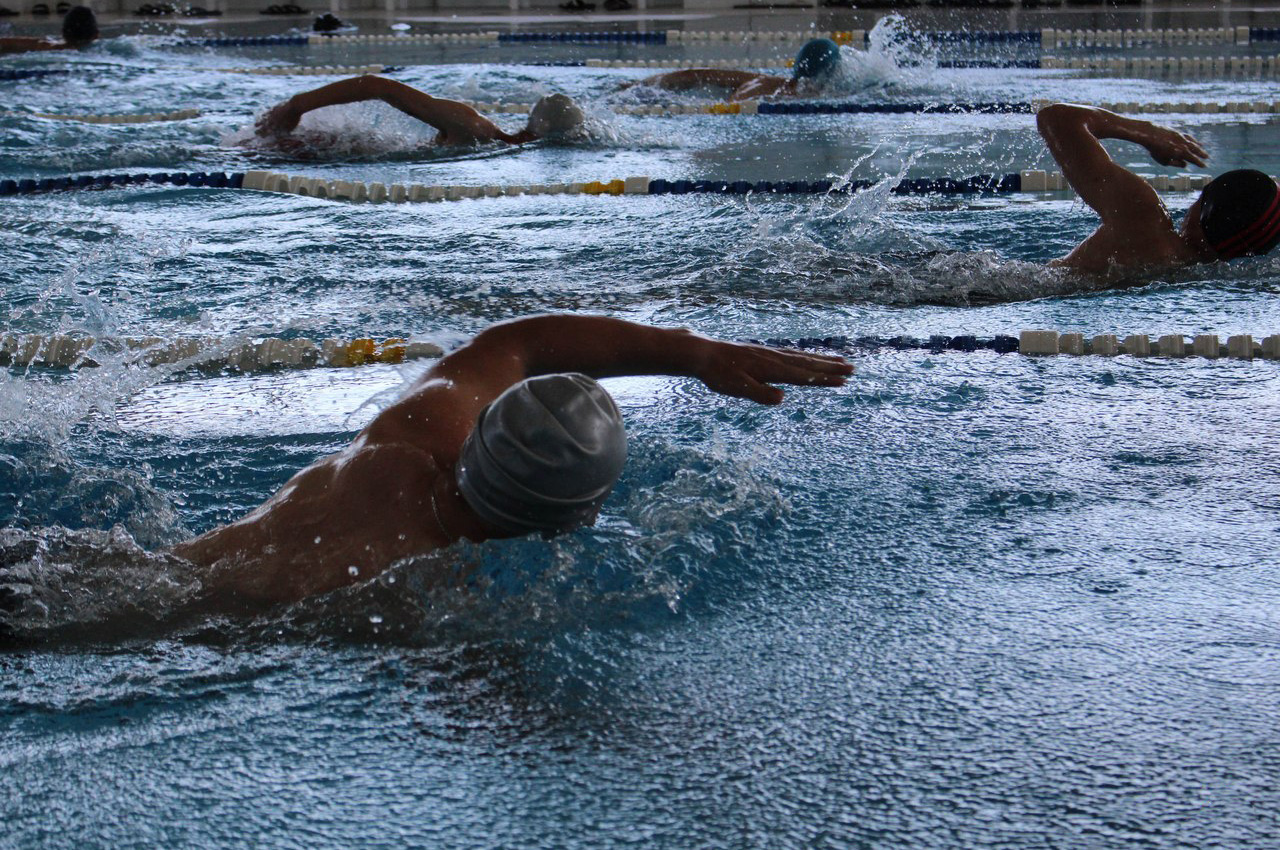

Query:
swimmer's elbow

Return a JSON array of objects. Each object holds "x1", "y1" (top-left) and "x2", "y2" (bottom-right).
[
  {"x1": 1035, "y1": 103, "x2": 1072, "y2": 136},
  {"x1": 1036, "y1": 103, "x2": 1099, "y2": 139}
]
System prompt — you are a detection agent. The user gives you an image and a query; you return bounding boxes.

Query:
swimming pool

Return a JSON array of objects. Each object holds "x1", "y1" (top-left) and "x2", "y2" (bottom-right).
[{"x1": 3, "y1": 10, "x2": 1280, "y2": 846}]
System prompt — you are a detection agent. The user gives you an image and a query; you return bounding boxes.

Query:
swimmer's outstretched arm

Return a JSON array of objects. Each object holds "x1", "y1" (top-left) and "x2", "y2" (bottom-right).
[
  {"x1": 0, "y1": 37, "x2": 72, "y2": 53},
  {"x1": 255, "y1": 74, "x2": 523, "y2": 143},
  {"x1": 421, "y1": 315, "x2": 853, "y2": 409},
  {"x1": 1037, "y1": 103, "x2": 1208, "y2": 225},
  {"x1": 625, "y1": 69, "x2": 775, "y2": 92}
]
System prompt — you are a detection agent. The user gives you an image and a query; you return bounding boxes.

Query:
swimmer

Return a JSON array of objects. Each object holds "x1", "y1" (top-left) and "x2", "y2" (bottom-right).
[
  {"x1": 622, "y1": 37, "x2": 842, "y2": 102},
  {"x1": 1038, "y1": 102, "x2": 1280, "y2": 274},
  {"x1": 253, "y1": 74, "x2": 585, "y2": 148},
  {"x1": 171, "y1": 315, "x2": 853, "y2": 610},
  {"x1": 0, "y1": 5, "x2": 97, "y2": 53}
]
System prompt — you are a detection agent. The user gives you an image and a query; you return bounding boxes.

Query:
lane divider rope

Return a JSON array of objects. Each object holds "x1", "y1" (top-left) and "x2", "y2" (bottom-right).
[
  {"x1": 195, "y1": 35, "x2": 311, "y2": 47},
  {"x1": 9, "y1": 330, "x2": 1280, "y2": 373},
  {"x1": 297, "y1": 27, "x2": 1274, "y2": 47},
  {"x1": 1041, "y1": 55, "x2": 1280, "y2": 75},
  {"x1": 0, "y1": 108, "x2": 201, "y2": 124},
  {"x1": 562, "y1": 99, "x2": 1280, "y2": 118},
  {"x1": 755, "y1": 331, "x2": 1280, "y2": 359},
  {"x1": 0, "y1": 333, "x2": 443, "y2": 371},
  {"x1": 582, "y1": 57, "x2": 1041, "y2": 70},
  {"x1": 218, "y1": 63, "x2": 392, "y2": 75},
  {"x1": 1, "y1": 169, "x2": 1237, "y2": 199}
]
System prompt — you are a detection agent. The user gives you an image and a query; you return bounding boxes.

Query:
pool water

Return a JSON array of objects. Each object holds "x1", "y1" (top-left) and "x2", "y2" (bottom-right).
[{"x1": 3, "y1": 14, "x2": 1280, "y2": 847}]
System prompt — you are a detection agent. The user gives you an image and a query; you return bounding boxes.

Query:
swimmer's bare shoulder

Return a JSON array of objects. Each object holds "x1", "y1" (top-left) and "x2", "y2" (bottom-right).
[{"x1": 172, "y1": 436, "x2": 447, "y2": 609}]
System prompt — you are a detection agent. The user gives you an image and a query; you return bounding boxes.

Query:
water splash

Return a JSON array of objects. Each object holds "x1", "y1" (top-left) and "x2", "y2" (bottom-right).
[
  {"x1": 824, "y1": 15, "x2": 946, "y2": 99},
  {"x1": 0, "y1": 525, "x2": 201, "y2": 644}
]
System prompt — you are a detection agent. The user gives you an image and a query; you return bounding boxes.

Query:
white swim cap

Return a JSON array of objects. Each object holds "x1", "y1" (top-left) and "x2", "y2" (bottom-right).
[
  {"x1": 526, "y1": 94, "x2": 585, "y2": 139},
  {"x1": 456, "y1": 373, "x2": 627, "y2": 535}
]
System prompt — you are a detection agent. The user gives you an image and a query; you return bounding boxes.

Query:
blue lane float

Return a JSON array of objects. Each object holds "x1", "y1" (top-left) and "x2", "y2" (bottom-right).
[
  {"x1": 748, "y1": 335, "x2": 1022, "y2": 354},
  {"x1": 0, "y1": 69, "x2": 73, "y2": 81},
  {"x1": 195, "y1": 35, "x2": 310, "y2": 47},
  {"x1": 755, "y1": 101, "x2": 1033, "y2": 115},
  {"x1": 0, "y1": 172, "x2": 242, "y2": 196},
  {"x1": 497, "y1": 31, "x2": 666, "y2": 44}
]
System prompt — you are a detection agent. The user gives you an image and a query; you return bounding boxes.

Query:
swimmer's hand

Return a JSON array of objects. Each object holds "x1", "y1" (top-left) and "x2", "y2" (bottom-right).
[
  {"x1": 1142, "y1": 124, "x2": 1208, "y2": 169},
  {"x1": 695, "y1": 339, "x2": 853, "y2": 405},
  {"x1": 255, "y1": 98, "x2": 302, "y2": 137}
]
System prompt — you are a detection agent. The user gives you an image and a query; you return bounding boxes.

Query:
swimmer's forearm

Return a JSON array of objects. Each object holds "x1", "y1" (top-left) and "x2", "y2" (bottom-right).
[
  {"x1": 472, "y1": 315, "x2": 712, "y2": 379},
  {"x1": 1037, "y1": 103, "x2": 1162, "y2": 155},
  {"x1": 644, "y1": 69, "x2": 762, "y2": 90},
  {"x1": 467, "y1": 315, "x2": 851, "y2": 404},
  {"x1": 286, "y1": 75, "x2": 407, "y2": 117}
]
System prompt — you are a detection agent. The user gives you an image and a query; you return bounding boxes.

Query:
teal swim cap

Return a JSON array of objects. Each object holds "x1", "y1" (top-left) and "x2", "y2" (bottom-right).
[
  {"x1": 793, "y1": 38, "x2": 841, "y2": 80},
  {"x1": 456, "y1": 373, "x2": 627, "y2": 535}
]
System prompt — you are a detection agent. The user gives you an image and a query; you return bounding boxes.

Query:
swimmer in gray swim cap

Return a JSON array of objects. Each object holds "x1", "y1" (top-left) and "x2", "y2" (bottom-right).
[
  {"x1": 173, "y1": 315, "x2": 853, "y2": 608},
  {"x1": 621, "y1": 37, "x2": 843, "y2": 102},
  {"x1": 253, "y1": 74, "x2": 585, "y2": 149}
]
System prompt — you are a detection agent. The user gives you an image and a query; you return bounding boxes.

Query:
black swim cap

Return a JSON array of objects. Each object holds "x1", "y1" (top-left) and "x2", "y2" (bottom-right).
[
  {"x1": 61, "y1": 6, "x2": 98, "y2": 46},
  {"x1": 1199, "y1": 169, "x2": 1280, "y2": 260}
]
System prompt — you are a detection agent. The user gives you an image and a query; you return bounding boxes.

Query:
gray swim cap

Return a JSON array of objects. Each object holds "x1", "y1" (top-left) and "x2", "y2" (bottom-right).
[
  {"x1": 526, "y1": 93, "x2": 585, "y2": 139},
  {"x1": 456, "y1": 373, "x2": 627, "y2": 535}
]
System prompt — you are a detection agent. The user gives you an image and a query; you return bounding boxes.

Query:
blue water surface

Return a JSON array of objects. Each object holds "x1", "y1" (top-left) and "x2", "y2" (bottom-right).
[{"x1": 2, "y1": 16, "x2": 1280, "y2": 848}]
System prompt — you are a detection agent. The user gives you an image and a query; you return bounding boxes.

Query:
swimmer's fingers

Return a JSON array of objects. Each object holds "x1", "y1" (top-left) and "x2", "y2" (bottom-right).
[
  {"x1": 1147, "y1": 128, "x2": 1209, "y2": 169},
  {"x1": 700, "y1": 344, "x2": 852, "y2": 404},
  {"x1": 1184, "y1": 134, "x2": 1209, "y2": 165}
]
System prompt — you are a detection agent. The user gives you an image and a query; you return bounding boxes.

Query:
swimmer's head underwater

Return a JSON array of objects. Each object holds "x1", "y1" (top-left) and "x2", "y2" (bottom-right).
[
  {"x1": 793, "y1": 38, "x2": 842, "y2": 81},
  {"x1": 62, "y1": 6, "x2": 98, "y2": 47},
  {"x1": 525, "y1": 93, "x2": 587, "y2": 141}
]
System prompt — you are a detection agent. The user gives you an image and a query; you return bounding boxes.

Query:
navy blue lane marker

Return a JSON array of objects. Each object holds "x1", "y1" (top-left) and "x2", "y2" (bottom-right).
[
  {"x1": 498, "y1": 31, "x2": 666, "y2": 44},
  {"x1": 1250, "y1": 27, "x2": 1280, "y2": 41},
  {"x1": 0, "y1": 172, "x2": 242, "y2": 196},
  {"x1": 747, "y1": 335, "x2": 1022, "y2": 353},
  {"x1": 756, "y1": 101, "x2": 1032, "y2": 115},
  {"x1": 0, "y1": 69, "x2": 73, "y2": 81},
  {"x1": 647, "y1": 174, "x2": 1020, "y2": 196},
  {"x1": 194, "y1": 35, "x2": 310, "y2": 47}
]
